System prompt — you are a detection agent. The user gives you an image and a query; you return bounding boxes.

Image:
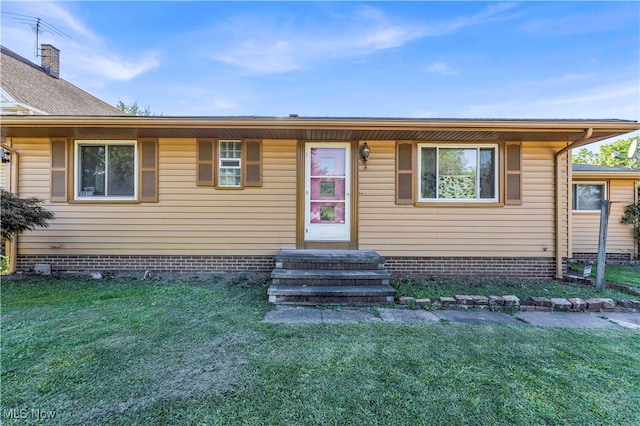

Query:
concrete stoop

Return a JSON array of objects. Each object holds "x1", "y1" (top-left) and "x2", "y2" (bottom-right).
[{"x1": 268, "y1": 249, "x2": 396, "y2": 305}]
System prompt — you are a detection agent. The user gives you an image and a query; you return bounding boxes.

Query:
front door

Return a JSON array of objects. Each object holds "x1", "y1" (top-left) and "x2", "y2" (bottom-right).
[{"x1": 304, "y1": 142, "x2": 351, "y2": 242}]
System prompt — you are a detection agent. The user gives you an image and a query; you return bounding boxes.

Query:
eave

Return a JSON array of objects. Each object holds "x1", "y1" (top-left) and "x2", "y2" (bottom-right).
[
  {"x1": 572, "y1": 170, "x2": 640, "y2": 179},
  {"x1": 1, "y1": 116, "x2": 639, "y2": 144}
]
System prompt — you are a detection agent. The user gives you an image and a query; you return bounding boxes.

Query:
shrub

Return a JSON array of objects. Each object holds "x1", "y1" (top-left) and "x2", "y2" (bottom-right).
[
  {"x1": 621, "y1": 201, "x2": 640, "y2": 255},
  {"x1": 1, "y1": 190, "x2": 55, "y2": 242}
]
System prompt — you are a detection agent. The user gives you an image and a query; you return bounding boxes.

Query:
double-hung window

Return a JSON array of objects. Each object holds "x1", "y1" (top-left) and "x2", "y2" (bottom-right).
[
  {"x1": 196, "y1": 139, "x2": 262, "y2": 188},
  {"x1": 572, "y1": 183, "x2": 605, "y2": 211},
  {"x1": 218, "y1": 140, "x2": 242, "y2": 187},
  {"x1": 75, "y1": 140, "x2": 137, "y2": 200},
  {"x1": 50, "y1": 138, "x2": 158, "y2": 203},
  {"x1": 417, "y1": 144, "x2": 499, "y2": 202}
]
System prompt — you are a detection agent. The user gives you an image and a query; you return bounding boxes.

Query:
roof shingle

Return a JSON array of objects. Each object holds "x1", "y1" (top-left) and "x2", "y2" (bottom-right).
[{"x1": 0, "y1": 45, "x2": 123, "y2": 116}]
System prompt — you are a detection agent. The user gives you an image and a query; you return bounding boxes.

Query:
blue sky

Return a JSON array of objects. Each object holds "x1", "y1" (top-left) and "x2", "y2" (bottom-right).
[{"x1": 1, "y1": 1, "x2": 639, "y2": 130}]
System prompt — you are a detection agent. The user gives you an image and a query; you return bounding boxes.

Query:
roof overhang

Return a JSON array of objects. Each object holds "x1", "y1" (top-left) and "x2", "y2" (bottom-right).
[
  {"x1": 1, "y1": 116, "x2": 639, "y2": 144},
  {"x1": 573, "y1": 170, "x2": 640, "y2": 179}
]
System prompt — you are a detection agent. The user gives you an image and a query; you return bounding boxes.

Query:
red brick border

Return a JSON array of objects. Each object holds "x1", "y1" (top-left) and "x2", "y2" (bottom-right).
[{"x1": 16, "y1": 254, "x2": 564, "y2": 280}]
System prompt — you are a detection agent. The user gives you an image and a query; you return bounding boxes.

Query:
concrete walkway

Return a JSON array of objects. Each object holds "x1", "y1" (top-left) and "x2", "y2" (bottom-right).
[{"x1": 263, "y1": 306, "x2": 640, "y2": 329}]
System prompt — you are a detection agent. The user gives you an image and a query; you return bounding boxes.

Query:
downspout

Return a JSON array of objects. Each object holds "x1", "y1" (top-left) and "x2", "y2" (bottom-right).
[
  {"x1": 635, "y1": 178, "x2": 639, "y2": 260},
  {"x1": 1, "y1": 140, "x2": 19, "y2": 274},
  {"x1": 554, "y1": 128, "x2": 593, "y2": 278}
]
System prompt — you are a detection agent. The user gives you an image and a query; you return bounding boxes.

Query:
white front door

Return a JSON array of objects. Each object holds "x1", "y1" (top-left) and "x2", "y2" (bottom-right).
[{"x1": 304, "y1": 143, "x2": 351, "y2": 242}]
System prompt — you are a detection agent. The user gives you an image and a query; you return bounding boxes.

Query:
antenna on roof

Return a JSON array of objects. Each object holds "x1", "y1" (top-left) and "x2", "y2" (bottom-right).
[{"x1": 2, "y1": 12, "x2": 71, "y2": 59}]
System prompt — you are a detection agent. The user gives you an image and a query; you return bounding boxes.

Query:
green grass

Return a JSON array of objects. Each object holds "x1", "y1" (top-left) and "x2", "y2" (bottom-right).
[
  {"x1": 392, "y1": 277, "x2": 633, "y2": 301},
  {"x1": 569, "y1": 263, "x2": 640, "y2": 288},
  {"x1": 2, "y1": 275, "x2": 640, "y2": 425}
]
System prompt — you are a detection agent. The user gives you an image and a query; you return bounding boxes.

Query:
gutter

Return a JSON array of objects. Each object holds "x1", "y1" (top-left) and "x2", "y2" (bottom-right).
[
  {"x1": 554, "y1": 128, "x2": 593, "y2": 279},
  {"x1": 0, "y1": 141, "x2": 19, "y2": 274},
  {"x1": 2, "y1": 116, "x2": 639, "y2": 133}
]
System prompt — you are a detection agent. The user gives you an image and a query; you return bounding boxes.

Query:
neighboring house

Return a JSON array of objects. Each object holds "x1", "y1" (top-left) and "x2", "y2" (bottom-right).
[
  {"x1": 571, "y1": 164, "x2": 639, "y2": 263},
  {"x1": 0, "y1": 44, "x2": 122, "y2": 191},
  {"x1": 1, "y1": 114, "x2": 639, "y2": 280},
  {"x1": 0, "y1": 45, "x2": 122, "y2": 116}
]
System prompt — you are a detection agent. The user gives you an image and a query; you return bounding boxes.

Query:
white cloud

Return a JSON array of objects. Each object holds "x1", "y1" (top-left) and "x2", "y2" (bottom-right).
[
  {"x1": 215, "y1": 40, "x2": 300, "y2": 74},
  {"x1": 209, "y1": 22, "x2": 425, "y2": 74},
  {"x1": 427, "y1": 62, "x2": 458, "y2": 75},
  {"x1": 1, "y1": 1, "x2": 160, "y2": 84},
  {"x1": 461, "y1": 78, "x2": 640, "y2": 120},
  {"x1": 171, "y1": 85, "x2": 240, "y2": 115},
  {"x1": 208, "y1": 3, "x2": 519, "y2": 74},
  {"x1": 422, "y1": 2, "x2": 520, "y2": 36},
  {"x1": 40, "y1": 1, "x2": 99, "y2": 42},
  {"x1": 72, "y1": 46, "x2": 161, "y2": 82},
  {"x1": 5, "y1": 0, "x2": 99, "y2": 41}
]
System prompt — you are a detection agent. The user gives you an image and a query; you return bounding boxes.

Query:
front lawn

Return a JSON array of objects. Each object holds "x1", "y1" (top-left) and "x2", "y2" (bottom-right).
[
  {"x1": 2, "y1": 275, "x2": 639, "y2": 425},
  {"x1": 392, "y1": 277, "x2": 632, "y2": 301},
  {"x1": 570, "y1": 263, "x2": 640, "y2": 288}
]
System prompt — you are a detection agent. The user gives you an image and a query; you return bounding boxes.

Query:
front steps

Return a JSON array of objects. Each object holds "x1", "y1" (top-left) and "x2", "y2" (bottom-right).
[{"x1": 268, "y1": 249, "x2": 396, "y2": 305}]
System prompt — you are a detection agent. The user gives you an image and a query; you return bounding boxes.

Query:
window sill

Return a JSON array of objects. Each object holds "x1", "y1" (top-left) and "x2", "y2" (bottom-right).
[
  {"x1": 414, "y1": 200, "x2": 504, "y2": 208},
  {"x1": 70, "y1": 198, "x2": 140, "y2": 204}
]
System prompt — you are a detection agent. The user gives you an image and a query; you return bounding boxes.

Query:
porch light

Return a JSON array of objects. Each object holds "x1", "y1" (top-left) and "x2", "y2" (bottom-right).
[{"x1": 360, "y1": 142, "x2": 370, "y2": 169}]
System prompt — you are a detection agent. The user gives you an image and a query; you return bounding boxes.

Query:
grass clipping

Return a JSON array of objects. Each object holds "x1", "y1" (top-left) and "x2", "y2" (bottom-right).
[{"x1": 70, "y1": 331, "x2": 264, "y2": 424}]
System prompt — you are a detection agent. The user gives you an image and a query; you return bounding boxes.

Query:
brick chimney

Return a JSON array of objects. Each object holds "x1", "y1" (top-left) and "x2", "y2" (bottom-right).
[{"x1": 40, "y1": 44, "x2": 60, "y2": 78}]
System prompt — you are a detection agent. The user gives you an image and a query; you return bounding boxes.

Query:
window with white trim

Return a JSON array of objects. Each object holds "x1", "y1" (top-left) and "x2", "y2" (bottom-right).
[
  {"x1": 218, "y1": 140, "x2": 242, "y2": 187},
  {"x1": 418, "y1": 144, "x2": 499, "y2": 202},
  {"x1": 572, "y1": 182, "x2": 605, "y2": 211},
  {"x1": 74, "y1": 140, "x2": 137, "y2": 199}
]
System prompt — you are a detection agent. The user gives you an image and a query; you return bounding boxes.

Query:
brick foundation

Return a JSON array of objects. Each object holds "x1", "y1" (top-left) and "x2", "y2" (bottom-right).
[
  {"x1": 571, "y1": 252, "x2": 632, "y2": 265},
  {"x1": 385, "y1": 256, "x2": 563, "y2": 281},
  {"x1": 16, "y1": 255, "x2": 275, "y2": 273},
  {"x1": 16, "y1": 254, "x2": 564, "y2": 280}
]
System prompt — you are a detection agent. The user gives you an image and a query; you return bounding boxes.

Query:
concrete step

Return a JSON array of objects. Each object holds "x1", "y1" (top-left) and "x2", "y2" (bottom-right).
[
  {"x1": 267, "y1": 284, "x2": 397, "y2": 305},
  {"x1": 271, "y1": 269, "x2": 391, "y2": 286},
  {"x1": 275, "y1": 249, "x2": 385, "y2": 270},
  {"x1": 269, "y1": 249, "x2": 394, "y2": 305}
]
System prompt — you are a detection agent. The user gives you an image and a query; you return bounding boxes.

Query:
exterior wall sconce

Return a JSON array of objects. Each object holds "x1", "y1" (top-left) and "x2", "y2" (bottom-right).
[
  {"x1": 360, "y1": 142, "x2": 370, "y2": 169},
  {"x1": 0, "y1": 148, "x2": 11, "y2": 163}
]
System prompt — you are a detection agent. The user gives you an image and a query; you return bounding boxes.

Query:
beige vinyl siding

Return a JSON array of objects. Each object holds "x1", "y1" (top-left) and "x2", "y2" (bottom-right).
[
  {"x1": 14, "y1": 137, "x2": 571, "y2": 259},
  {"x1": 572, "y1": 179, "x2": 637, "y2": 257},
  {"x1": 16, "y1": 138, "x2": 51, "y2": 196},
  {"x1": 0, "y1": 162, "x2": 7, "y2": 190},
  {"x1": 15, "y1": 139, "x2": 297, "y2": 255},
  {"x1": 359, "y1": 141, "x2": 568, "y2": 258}
]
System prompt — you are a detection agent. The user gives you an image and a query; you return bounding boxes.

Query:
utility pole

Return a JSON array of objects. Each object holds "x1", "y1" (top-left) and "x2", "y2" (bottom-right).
[{"x1": 595, "y1": 200, "x2": 611, "y2": 292}]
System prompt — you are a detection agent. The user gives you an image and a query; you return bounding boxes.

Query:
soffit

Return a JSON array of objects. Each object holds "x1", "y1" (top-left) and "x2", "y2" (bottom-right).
[{"x1": 2, "y1": 116, "x2": 638, "y2": 144}]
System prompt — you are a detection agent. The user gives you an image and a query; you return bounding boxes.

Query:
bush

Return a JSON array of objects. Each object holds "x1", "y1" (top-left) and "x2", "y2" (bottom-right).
[
  {"x1": 621, "y1": 201, "x2": 640, "y2": 255},
  {"x1": 1, "y1": 190, "x2": 55, "y2": 241}
]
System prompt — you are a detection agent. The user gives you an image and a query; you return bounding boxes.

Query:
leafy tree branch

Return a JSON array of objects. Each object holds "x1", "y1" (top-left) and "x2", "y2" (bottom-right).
[{"x1": 1, "y1": 190, "x2": 55, "y2": 241}]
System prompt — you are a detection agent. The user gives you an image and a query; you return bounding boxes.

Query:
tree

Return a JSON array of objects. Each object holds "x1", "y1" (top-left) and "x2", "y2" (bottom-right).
[
  {"x1": 573, "y1": 137, "x2": 638, "y2": 168},
  {"x1": 116, "y1": 99, "x2": 154, "y2": 116},
  {"x1": 1, "y1": 190, "x2": 55, "y2": 241}
]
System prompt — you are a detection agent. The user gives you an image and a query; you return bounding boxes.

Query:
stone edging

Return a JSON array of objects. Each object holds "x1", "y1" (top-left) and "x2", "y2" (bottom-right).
[
  {"x1": 564, "y1": 274, "x2": 640, "y2": 297},
  {"x1": 397, "y1": 295, "x2": 640, "y2": 313}
]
